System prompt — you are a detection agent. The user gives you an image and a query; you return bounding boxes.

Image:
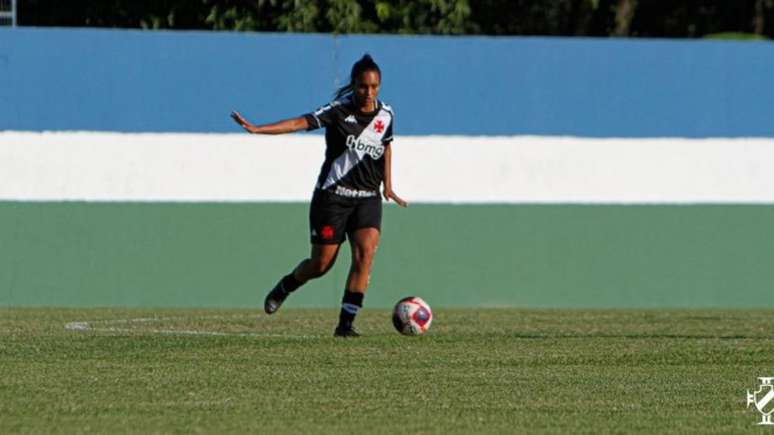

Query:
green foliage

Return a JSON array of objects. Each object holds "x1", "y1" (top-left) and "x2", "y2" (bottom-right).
[
  {"x1": 202, "y1": 0, "x2": 473, "y2": 34},
  {"x1": 704, "y1": 32, "x2": 768, "y2": 40},
  {"x1": 384, "y1": 0, "x2": 476, "y2": 34},
  {"x1": 277, "y1": 0, "x2": 322, "y2": 33},
  {"x1": 16, "y1": 0, "x2": 774, "y2": 38},
  {"x1": 205, "y1": 0, "x2": 282, "y2": 32},
  {"x1": 325, "y1": 0, "x2": 378, "y2": 34}
]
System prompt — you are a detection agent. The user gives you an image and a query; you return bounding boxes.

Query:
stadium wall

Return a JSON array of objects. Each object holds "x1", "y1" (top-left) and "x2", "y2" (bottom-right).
[
  {"x1": 2, "y1": 28, "x2": 774, "y2": 137},
  {"x1": 1, "y1": 28, "x2": 773, "y2": 308}
]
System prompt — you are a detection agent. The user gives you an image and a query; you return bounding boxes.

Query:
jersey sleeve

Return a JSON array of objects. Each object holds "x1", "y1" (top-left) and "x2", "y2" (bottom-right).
[
  {"x1": 303, "y1": 102, "x2": 338, "y2": 131},
  {"x1": 382, "y1": 116, "x2": 394, "y2": 145}
]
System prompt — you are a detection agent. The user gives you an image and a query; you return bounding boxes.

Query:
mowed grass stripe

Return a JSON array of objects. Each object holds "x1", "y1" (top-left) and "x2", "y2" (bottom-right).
[{"x1": 1, "y1": 308, "x2": 772, "y2": 434}]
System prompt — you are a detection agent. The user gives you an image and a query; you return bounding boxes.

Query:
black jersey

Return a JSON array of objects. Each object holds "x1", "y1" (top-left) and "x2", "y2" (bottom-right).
[{"x1": 303, "y1": 97, "x2": 394, "y2": 194}]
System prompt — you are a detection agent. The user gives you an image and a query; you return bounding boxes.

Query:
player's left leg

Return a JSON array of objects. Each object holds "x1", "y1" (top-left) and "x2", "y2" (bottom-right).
[{"x1": 334, "y1": 227, "x2": 380, "y2": 337}]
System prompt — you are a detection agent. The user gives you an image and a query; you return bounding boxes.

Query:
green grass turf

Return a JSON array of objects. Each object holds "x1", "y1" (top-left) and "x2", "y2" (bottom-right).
[{"x1": 1, "y1": 308, "x2": 774, "y2": 434}]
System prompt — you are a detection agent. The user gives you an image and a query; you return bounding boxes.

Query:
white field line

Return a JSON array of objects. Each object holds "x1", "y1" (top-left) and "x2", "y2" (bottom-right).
[{"x1": 64, "y1": 315, "x2": 317, "y2": 339}]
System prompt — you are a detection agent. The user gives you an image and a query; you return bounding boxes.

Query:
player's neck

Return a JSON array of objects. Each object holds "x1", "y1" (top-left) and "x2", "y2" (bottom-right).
[{"x1": 354, "y1": 98, "x2": 377, "y2": 114}]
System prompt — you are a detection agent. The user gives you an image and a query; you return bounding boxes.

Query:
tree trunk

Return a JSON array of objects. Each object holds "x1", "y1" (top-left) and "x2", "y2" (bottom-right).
[
  {"x1": 754, "y1": 0, "x2": 765, "y2": 35},
  {"x1": 613, "y1": 0, "x2": 637, "y2": 36}
]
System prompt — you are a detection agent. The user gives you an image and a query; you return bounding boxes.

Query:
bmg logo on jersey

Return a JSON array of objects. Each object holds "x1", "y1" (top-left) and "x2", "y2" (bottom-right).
[
  {"x1": 746, "y1": 377, "x2": 774, "y2": 425},
  {"x1": 346, "y1": 135, "x2": 384, "y2": 160}
]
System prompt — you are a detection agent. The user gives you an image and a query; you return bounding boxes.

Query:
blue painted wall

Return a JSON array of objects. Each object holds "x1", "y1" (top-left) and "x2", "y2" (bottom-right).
[{"x1": 1, "y1": 28, "x2": 773, "y2": 137}]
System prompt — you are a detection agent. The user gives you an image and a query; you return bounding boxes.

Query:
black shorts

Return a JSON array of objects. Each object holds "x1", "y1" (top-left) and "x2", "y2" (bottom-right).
[{"x1": 309, "y1": 189, "x2": 382, "y2": 245}]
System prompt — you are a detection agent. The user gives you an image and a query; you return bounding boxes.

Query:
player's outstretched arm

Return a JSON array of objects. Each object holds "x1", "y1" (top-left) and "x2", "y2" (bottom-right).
[
  {"x1": 382, "y1": 145, "x2": 408, "y2": 207},
  {"x1": 230, "y1": 111, "x2": 309, "y2": 134}
]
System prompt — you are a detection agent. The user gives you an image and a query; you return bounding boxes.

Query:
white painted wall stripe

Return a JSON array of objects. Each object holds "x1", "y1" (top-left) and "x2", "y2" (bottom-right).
[{"x1": 2, "y1": 131, "x2": 773, "y2": 203}]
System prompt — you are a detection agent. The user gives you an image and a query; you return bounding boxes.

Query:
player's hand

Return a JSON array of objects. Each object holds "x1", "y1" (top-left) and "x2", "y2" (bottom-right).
[
  {"x1": 231, "y1": 111, "x2": 256, "y2": 133},
  {"x1": 383, "y1": 188, "x2": 408, "y2": 207}
]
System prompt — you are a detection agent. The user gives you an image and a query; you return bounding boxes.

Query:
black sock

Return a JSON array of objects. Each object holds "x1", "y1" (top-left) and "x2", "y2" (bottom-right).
[
  {"x1": 338, "y1": 291, "x2": 364, "y2": 327},
  {"x1": 280, "y1": 272, "x2": 304, "y2": 294}
]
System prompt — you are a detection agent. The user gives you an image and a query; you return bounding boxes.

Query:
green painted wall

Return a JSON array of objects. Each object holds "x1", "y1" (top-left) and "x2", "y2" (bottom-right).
[{"x1": 1, "y1": 202, "x2": 773, "y2": 308}]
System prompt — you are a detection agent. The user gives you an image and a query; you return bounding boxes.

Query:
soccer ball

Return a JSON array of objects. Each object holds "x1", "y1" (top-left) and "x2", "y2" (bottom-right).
[{"x1": 392, "y1": 296, "x2": 432, "y2": 336}]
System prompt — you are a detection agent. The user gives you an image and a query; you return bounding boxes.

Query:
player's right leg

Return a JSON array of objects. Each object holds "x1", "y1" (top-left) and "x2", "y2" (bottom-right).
[
  {"x1": 264, "y1": 244, "x2": 339, "y2": 314},
  {"x1": 264, "y1": 189, "x2": 351, "y2": 314}
]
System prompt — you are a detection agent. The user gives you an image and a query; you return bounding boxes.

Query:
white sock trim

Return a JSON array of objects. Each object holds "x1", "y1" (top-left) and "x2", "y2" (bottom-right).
[{"x1": 342, "y1": 303, "x2": 360, "y2": 315}]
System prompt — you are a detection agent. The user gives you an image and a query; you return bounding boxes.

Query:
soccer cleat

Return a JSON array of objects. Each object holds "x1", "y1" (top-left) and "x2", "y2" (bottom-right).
[
  {"x1": 263, "y1": 281, "x2": 289, "y2": 314},
  {"x1": 333, "y1": 324, "x2": 360, "y2": 338}
]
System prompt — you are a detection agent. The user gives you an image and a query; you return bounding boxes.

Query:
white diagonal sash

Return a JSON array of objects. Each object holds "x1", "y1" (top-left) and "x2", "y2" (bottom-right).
[{"x1": 321, "y1": 108, "x2": 391, "y2": 189}]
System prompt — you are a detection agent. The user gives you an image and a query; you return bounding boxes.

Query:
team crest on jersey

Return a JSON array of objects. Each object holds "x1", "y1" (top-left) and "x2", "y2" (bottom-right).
[{"x1": 374, "y1": 119, "x2": 385, "y2": 133}]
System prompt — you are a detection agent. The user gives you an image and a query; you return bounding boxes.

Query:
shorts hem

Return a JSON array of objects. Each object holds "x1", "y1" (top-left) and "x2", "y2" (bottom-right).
[
  {"x1": 310, "y1": 238, "x2": 346, "y2": 245},
  {"x1": 346, "y1": 225, "x2": 381, "y2": 234}
]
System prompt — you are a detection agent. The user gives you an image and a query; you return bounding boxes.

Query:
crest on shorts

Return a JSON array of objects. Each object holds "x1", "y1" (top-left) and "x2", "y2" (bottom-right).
[{"x1": 320, "y1": 225, "x2": 335, "y2": 240}]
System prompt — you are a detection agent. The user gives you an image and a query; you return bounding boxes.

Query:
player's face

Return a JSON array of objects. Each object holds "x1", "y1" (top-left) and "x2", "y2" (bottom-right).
[{"x1": 354, "y1": 70, "x2": 381, "y2": 111}]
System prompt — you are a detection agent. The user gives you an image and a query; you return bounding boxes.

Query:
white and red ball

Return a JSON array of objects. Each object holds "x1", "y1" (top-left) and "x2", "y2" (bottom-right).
[{"x1": 392, "y1": 296, "x2": 433, "y2": 336}]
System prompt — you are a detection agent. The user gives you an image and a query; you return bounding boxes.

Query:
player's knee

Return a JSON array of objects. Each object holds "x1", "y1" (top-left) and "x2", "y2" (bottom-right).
[
  {"x1": 309, "y1": 256, "x2": 336, "y2": 278},
  {"x1": 321, "y1": 256, "x2": 337, "y2": 275},
  {"x1": 353, "y1": 246, "x2": 376, "y2": 271}
]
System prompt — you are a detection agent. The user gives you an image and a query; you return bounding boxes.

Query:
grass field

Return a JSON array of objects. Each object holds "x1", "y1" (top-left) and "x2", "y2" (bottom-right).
[{"x1": 2, "y1": 308, "x2": 773, "y2": 434}]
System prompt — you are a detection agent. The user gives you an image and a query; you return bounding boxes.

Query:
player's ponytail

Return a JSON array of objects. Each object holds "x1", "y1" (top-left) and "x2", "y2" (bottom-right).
[{"x1": 334, "y1": 54, "x2": 381, "y2": 100}]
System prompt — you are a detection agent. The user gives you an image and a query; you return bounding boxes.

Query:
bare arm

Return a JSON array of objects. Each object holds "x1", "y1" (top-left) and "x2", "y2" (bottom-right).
[
  {"x1": 382, "y1": 145, "x2": 408, "y2": 207},
  {"x1": 230, "y1": 111, "x2": 309, "y2": 134}
]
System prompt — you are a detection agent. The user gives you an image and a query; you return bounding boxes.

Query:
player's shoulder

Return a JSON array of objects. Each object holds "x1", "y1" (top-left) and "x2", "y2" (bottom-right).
[
  {"x1": 379, "y1": 100, "x2": 394, "y2": 115},
  {"x1": 315, "y1": 97, "x2": 349, "y2": 113},
  {"x1": 329, "y1": 97, "x2": 349, "y2": 108},
  {"x1": 379, "y1": 101, "x2": 394, "y2": 121}
]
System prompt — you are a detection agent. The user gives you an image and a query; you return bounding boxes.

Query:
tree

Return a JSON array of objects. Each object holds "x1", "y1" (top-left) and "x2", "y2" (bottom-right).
[
  {"x1": 613, "y1": 0, "x2": 637, "y2": 36},
  {"x1": 753, "y1": 0, "x2": 774, "y2": 36},
  {"x1": 16, "y1": 0, "x2": 774, "y2": 39}
]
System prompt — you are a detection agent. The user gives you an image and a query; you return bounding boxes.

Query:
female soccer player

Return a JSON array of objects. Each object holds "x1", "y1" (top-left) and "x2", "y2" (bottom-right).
[{"x1": 231, "y1": 54, "x2": 407, "y2": 337}]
